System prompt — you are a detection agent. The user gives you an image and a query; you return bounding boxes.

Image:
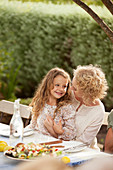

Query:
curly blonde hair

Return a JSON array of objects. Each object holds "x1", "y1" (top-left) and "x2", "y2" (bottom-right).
[
  {"x1": 30, "y1": 67, "x2": 72, "y2": 119},
  {"x1": 73, "y1": 65, "x2": 108, "y2": 104}
]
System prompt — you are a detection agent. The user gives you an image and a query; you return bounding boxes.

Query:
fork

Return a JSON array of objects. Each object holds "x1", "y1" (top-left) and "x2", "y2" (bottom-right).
[{"x1": 62, "y1": 143, "x2": 89, "y2": 151}]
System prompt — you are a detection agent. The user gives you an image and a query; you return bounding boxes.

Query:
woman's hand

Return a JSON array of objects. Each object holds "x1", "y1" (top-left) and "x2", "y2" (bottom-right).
[{"x1": 53, "y1": 118, "x2": 64, "y2": 135}]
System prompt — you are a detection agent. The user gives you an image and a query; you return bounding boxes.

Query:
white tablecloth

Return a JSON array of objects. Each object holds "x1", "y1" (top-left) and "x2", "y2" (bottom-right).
[{"x1": 0, "y1": 123, "x2": 112, "y2": 169}]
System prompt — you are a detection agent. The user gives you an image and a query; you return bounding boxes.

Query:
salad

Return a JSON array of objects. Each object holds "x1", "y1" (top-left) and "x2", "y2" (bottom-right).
[{"x1": 5, "y1": 142, "x2": 62, "y2": 160}]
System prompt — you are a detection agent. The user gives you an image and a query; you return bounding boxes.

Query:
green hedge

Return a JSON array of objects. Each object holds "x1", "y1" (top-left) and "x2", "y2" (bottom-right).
[
  {"x1": 0, "y1": 1, "x2": 113, "y2": 110},
  {"x1": 9, "y1": 0, "x2": 104, "y2": 6}
]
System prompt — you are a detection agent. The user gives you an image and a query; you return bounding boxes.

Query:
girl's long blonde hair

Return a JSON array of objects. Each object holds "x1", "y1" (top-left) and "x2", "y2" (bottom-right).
[{"x1": 30, "y1": 67, "x2": 72, "y2": 119}]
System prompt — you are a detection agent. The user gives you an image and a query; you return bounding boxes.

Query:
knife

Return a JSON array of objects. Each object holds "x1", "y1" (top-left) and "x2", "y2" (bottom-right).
[{"x1": 39, "y1": 140, "x2": 62, "y2": 145}]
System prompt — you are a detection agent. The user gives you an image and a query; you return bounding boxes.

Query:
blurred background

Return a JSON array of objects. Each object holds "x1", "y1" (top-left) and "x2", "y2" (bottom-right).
[
  {"x1": 0, "y1": 0, "x2": 113, "y2": 112},
  {"x1": 0, "y1": 0, "x2": 113, "y2": 149}
]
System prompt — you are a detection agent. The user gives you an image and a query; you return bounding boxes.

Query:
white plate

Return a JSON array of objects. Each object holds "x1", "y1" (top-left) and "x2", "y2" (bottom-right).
[
  {"x1": 4, "y1": 144, "x2": 62, "y2": 161},
  {"x1": 65, "y1": 146, "x2": 87, "y2": 153},
  {"x1": 0, "y1": 129, "x2": 34, "y2": 137},
  {"x1": 56, "y1": 141, "x2": 88, "y2": 153},
  {"x1": 4, "y1": 152, "x2": 35, "y2": 161},
  {"x1": 23, "y1": 131, "x2": 34, "y2": 137},
  {"x1": 0, "y1": 128, "x2": 10, "y2": 137}
]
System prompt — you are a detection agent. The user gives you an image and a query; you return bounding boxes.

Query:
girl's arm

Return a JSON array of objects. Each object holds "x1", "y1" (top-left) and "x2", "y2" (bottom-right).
[
  {"x1": 25, "y1": 114, "x2": 37, "y2": 130},
  {"x1": 44, "y1": 115, "x2": 58, "y2": 138},
  {"x1": 55, "y1": 105, "x2": 76, "y2": 140}
]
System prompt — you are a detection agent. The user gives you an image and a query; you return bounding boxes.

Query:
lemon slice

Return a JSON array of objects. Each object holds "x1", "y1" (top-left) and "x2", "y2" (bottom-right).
[
  {"x1": 0, "y1": 141, "x2": 8, "y2": 152},
  {"x1": 61, "y1": 156, "x2": 70, "y2": 164},
  {"x1": 0, "y1": 141, "x2": 8, "y2": 146},
  {"x1": 0, "y1": 144, "x2": 7, "y2": 152},
  {"x1": 4, "y1": 146, "x2": 13, "y2": 152}
]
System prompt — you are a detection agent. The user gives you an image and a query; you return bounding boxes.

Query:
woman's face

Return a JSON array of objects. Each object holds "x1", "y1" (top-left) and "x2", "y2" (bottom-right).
[{"x1": 71, "y1": 77, "x2": 83, "y2": 100}]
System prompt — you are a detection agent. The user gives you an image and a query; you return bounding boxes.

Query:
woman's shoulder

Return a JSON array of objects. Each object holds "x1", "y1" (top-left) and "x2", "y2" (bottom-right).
[
  {"x1": 96, "y1": 100, "x2": 105, "y2": 113},
  {"x1": 89, "y1": 100, "x2": 105, "y2": 119}
]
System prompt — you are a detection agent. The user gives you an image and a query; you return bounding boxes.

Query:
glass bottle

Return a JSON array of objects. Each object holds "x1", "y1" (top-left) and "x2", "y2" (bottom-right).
[{"x1": 9, "y1": 99, "x2": 24, "y2": 146}]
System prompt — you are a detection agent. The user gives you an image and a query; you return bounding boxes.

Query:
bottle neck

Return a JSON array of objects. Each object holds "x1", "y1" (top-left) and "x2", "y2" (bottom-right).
[{"x1": 14, "y1": 108, "x2": 20, "y2": 116}]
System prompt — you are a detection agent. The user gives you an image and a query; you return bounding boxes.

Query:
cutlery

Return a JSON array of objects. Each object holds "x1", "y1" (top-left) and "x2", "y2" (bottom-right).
[
  {"x1": 62, "y1": 143, "x2": 89, "y2": 151},
  {"x1": 39, "y1": 140, "x2": 62, "y2": 145},
  {"x1": 50, "y1": 145, "x2": 64, "y2": 148}
]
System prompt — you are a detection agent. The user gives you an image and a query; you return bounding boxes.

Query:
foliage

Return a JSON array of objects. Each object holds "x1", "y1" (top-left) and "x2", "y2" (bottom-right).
[
  {"x1": 9, "y1": 0, "x2": 73, "y2": 4},
  {"x1": 8, "y1": 97, "x2": 32, "y2": 105},
  {"x1": 20, "y1": 98, "x2": 32, "y2": 105},
  {"x1": 0, "y1": 41, "x2": 21, "y2": 99},
  {"x1": 0, "y1": 64, "x2": 21, "y2": 99},
  {"x1": 8, "y1": 0, "x2": 104, "y2": 6},
  {"x1": 0, "y1": 1, "x2": 113, "y2": 110}
]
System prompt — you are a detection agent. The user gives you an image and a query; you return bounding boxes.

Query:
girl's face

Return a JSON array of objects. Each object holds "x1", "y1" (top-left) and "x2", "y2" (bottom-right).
[{"x1": 50, "y1": 75, "x2": 68, "y2": 101}]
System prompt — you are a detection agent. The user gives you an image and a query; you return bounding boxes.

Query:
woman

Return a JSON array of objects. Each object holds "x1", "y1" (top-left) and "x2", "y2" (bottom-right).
[{"x1": 71, "y1": 65, "x2": 108, "y2": 149}]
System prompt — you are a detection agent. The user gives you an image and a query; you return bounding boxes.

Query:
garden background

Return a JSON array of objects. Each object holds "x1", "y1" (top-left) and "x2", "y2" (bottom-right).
[
  {"x1": 0, "y1": 0, "x2": 113, "y2": 111},
  {"x1": 0, "y1": 0, "x2": 113, "y2": 148}
]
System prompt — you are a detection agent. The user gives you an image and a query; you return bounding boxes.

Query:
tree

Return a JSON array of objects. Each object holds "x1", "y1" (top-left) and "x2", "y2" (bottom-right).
[{"x1": 72, "y1": 0, "x2": 113, "y2": 43}]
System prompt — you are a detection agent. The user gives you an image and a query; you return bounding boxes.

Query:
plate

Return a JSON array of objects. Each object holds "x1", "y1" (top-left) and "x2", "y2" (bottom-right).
[
  {"x1": 4, "y1": 143, "x2": 63, "y2": 161},
  {"x1": 59, "y1": 141, "x2": 88, "y2": 153},
  {"x1": 23, "y1": 131, "x2": 34, "y2": 137},
  {"x1": 65, "y1": 146, "x2": 87, "y2": 153},
  {"x1": 0, "y1": 129, "x2": 34, "y2": 137},
  {"x1": 4, "y1": 152, "x2": 34, "y2": 161},
  {"x1": 0, "y1": 128, "x2": 10, "y2": 137}
]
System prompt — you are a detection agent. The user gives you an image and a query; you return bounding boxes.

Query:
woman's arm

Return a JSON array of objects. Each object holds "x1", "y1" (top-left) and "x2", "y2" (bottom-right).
[
  {"x1": 104, "y1": 128, "x2": 113, "y2": 153},
  {"x1": 56, "y1": 105, "x2": 76, "y2": 140},
  {"x1": 104, "y1": 110, "x2": 113, "y2": 153}
]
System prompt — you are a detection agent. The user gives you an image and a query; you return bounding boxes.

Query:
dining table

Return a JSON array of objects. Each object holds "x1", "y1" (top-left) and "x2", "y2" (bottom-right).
[{"x1": 0, "y1": 123, "x2": 112, "y2": 170}]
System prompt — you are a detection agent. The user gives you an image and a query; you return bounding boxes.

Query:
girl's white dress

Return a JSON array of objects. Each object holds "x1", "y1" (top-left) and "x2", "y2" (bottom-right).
[{"x1": 27, "y1": 103, "x2": 76, "y2": 140}]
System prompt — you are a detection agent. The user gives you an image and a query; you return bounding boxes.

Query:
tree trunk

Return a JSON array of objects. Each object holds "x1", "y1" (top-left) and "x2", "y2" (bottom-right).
[
  {"x1": 101, "y1": 0, "x2": 113, "y2": 15},
  {"x1": 72, "y1": 0, "x2": 113, "y2": 43}
]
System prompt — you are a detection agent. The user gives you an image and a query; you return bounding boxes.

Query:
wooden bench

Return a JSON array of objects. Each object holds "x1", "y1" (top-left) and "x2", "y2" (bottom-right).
[
  {"x1": 0, "y1": 100, "x2": 110, "y2": 125},
  {"x1": 97, "y1": 112, "x2": 110, "y2": 150},
  {"x1": 102, "y1": 112, "x2": 110, "y2": 126},
  {"x1": 0, "y1": 100, "x2": 32, "y2": 126}
]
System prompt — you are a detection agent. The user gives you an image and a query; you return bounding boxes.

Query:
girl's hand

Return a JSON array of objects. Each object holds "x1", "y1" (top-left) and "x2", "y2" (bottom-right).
[
  {"x1": 44, "y1": 115, "x2": 53, "y2": 130},
  {"x1": 44, "y1": 115, "x2": 58, "y2": 138},
  {"x1": 44, "y1": 115, "x2": 54, "y2": 126},
  {"x1": 53, "y1": 118, "x2": 64, "y2": 135}
]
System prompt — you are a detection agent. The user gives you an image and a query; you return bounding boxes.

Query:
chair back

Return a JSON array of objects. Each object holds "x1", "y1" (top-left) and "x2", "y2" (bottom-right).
[
  {"x1": 0, "y1": 100, "x2": 31, "y2": 125},
  {"x1": 103, "y1": 112, "x2": 110, "y2": 126}
]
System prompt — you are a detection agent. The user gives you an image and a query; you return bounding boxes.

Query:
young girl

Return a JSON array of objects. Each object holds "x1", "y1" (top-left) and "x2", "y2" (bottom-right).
[{"x1": 27, "y1": 67, "x2": 76, "y2": 140}]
